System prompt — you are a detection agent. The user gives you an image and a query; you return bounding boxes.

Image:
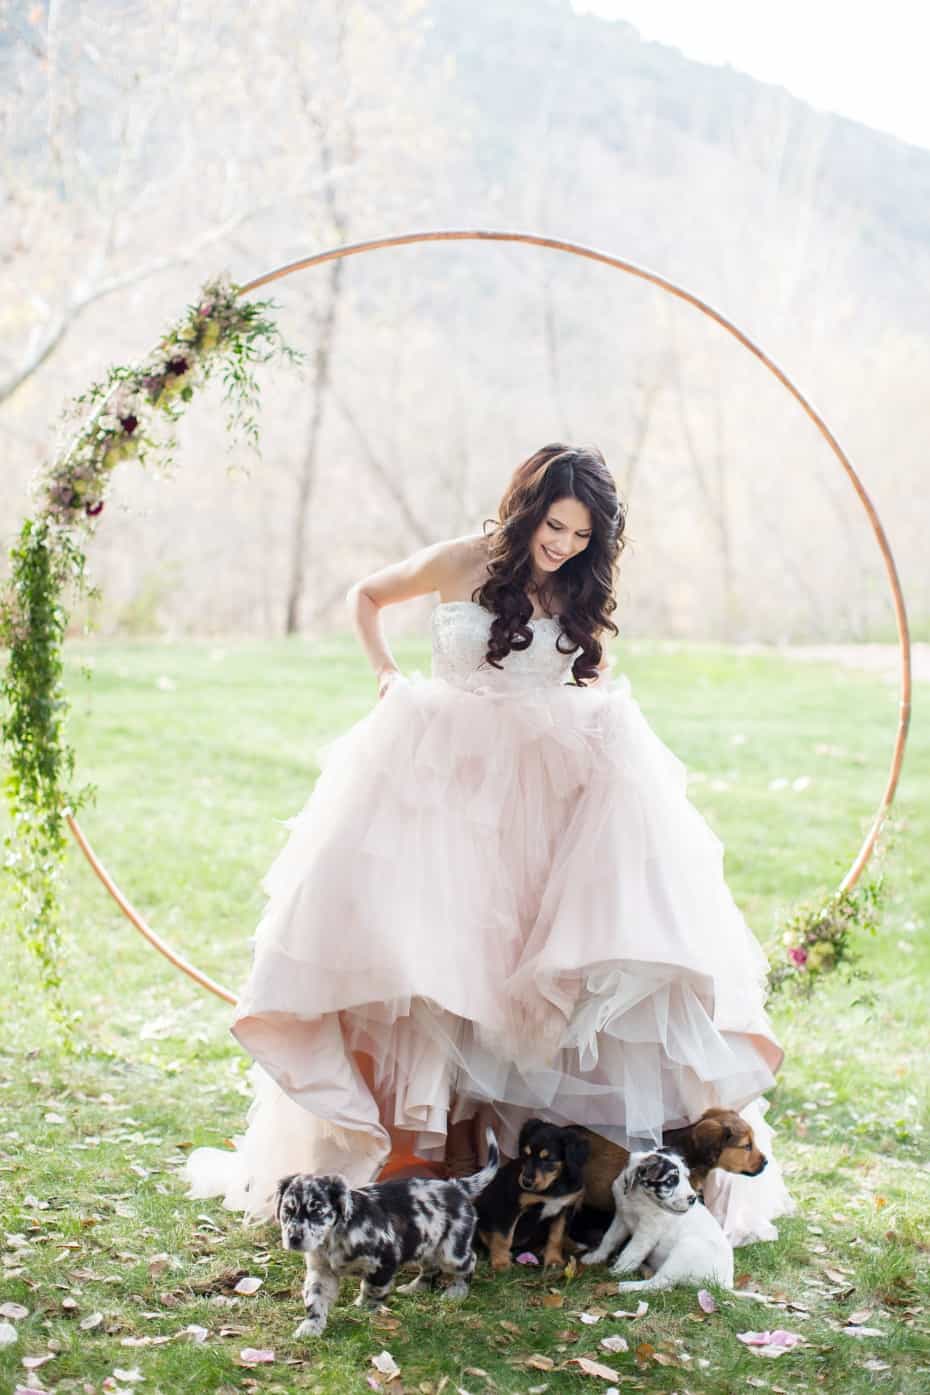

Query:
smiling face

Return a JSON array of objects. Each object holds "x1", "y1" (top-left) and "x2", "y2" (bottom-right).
[{"x1": 529, "y1": 495, "x2": 593, "y2": 581}]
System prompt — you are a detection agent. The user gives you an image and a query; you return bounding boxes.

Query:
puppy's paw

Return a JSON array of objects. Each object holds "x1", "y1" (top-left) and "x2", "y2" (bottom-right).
[
  {"x1": 295, "y1": 1315, "x2": 326, "y2": 1338},
  {"x1": 580, "y1": 1249, "x2": 605, "y2": 1266},
  {"x1": 442, "y1": 1278, "x2": 469, "y2": 1301},
  {"x1": 542, "y1": 1250, "x2": 564, "y2": 1270}
]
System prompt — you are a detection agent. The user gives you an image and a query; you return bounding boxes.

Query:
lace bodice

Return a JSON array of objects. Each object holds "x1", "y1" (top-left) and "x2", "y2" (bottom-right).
[{"x1": 430, "y1": 600, "x2": 582, "y2": 691}]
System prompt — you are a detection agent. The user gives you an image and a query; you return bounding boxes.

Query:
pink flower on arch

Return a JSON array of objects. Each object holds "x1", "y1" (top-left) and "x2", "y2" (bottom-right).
[{"x1": 789, "y1": 947, "x2": 809, "y2": 967}]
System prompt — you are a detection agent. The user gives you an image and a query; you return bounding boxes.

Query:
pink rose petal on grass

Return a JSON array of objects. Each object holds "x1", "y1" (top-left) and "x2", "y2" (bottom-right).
[
  {"x1": 737, "y1": 1329, "x2": 804, "y2": 1358},
  {"x1": 239, "y1": 1347, "x2": 275, "y2": 1365},
  {"x1": 515, "y1": 1251, "x2": 540, "y2": 1265},
  {"x1": 697, "y1": 1289, "x2": 717, "y2": 1313}
]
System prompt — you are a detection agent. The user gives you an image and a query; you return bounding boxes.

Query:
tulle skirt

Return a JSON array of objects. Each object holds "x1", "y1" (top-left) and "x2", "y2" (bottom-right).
[{"x1": 182, "y1": 667, "x2": 794, "y2": 1244}]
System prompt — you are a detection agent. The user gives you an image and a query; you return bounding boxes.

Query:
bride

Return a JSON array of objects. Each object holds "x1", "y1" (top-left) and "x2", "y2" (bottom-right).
[{"x1": 183, "y1": 442, "x2": 793, "y2": 1247}]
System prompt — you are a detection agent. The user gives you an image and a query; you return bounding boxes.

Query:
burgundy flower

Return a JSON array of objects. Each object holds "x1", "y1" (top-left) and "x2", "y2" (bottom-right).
[
  {"x1": 166, "y1": 355, "x2": 189, "y2": 376},
  {"x1": 120, "y1": 413, "x2": 138, "y2": 435},
  {"x1": 789, "y1": 947, "x2": 808, "y2": 967},
  {"x1": 85, "y1": 500, "x2": 105, "y2": 517}
]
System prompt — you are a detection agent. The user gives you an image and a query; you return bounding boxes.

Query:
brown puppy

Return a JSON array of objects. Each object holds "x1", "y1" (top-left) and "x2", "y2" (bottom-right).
[{"x1": 578, "y1": 1108, "x2": 768, "y2": 1212}]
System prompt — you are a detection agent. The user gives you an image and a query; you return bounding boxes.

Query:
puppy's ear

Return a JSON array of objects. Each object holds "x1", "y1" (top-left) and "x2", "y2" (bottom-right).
[
  {"x1": 692, "y1": 1118, "x2": 726, "y2": 1162},
  {"x1": 635, "y1": 1156, "x2": 668, "y2": 1187},
  {"x1": 326, "y1": 1175, "x2": 353, "y2": 1223},
  {"x1": 518, "y1": 1117, "x2": 547, "y2": 1152},
  {"x1": 274, "y1": 1174, "x2": 297, "y2": 1221},
  {"x1": 563, "y1": 1131, "x2": 590, "y2": 1174}
]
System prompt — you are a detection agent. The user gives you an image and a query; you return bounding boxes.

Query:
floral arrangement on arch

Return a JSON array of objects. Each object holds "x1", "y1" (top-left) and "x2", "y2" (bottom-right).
[
  {"x1": 766, "y1": 873, "x2": 885, "y2": 998},
  {"x1": 0, "y1": 273, "x2": 304, "y2": 1019}
]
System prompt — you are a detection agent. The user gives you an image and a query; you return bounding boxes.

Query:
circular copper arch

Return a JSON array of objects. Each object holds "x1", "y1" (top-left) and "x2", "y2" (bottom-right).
[{"x1": 69, "y1": 229, "x2": 912, "y2": 1005}]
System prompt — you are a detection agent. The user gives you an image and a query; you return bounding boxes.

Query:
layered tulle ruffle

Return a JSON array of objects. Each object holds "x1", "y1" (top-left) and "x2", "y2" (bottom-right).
[{"x1": 184, "y1": 667, "x2": 789, "y2": 1236}]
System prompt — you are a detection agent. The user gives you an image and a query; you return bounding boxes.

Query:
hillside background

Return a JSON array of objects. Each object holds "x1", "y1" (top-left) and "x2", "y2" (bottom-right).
[{"x1": 2, "y1": 0, "x2": 927, "y2": 643}]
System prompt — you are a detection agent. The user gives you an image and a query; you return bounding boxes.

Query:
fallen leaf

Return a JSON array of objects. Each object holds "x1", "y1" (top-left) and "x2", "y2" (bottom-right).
[
  {"x1": 79, "y1": 1312, "x2": 104, "y2": 1331},
  {"x1": 599, "y1": 1335, "x2": 629, "y2": 1353},
  {"x1": 568, "y1": 1355, "x2": 621, "y2": 1380},
  {"x1": 21, "y1": 1355, "x2": 55, "y2": 1371},
  {"x1": 523, "y1": 1355, "x2": 555, "y2": 1371},
  {"x1": 148, "y1": 1255, "x2": 171, "y2": 1278},
  {"x1": 541, "y1": 1293, "x2": 564, "y2": 1309},
  {"x1": 113, "y1": 1368, "x2": 143, "y2": 1383},
  {"x1": 371, "y1": 1350, "x2": 401, "y2": 1380},
  {"x1": 634, "y1": 1342, "x2": 655, "y2": 1363},
  {"x1": 0, "y1": 1323, "x2": 17, "y2": 1347},
  {"x1": 0, "y1": 1304, "x2": 29, "y2": 1321},
  {"x1": 841, "y1": 1326, "x2": 884, "y2": 1337},
  {"x1": 239, "y1": 1347, "x2": 275, "y2": 1366},
  {"x1": 697, "y1": 1289, "x2": 716, "y2": 1313},
  {"x1": 183, "y1": 1325, "x2": 209, "y2": 1343},
  {"x1": 862, "y1": 1359, "x2": 891, "y2": 1371},
  {"x1": 579, "y1": 1312, "x2": 601, "y2": 1325},
  {"x1": 233, "y1": 1276, "x2": 263, "y2": 1296},
  {"x1": 611, "y1": 1301, "x2": 648, "y2": 1319},
  {"x1": 847, "y1": 1308, "x2": 873, "y2": 1325}
]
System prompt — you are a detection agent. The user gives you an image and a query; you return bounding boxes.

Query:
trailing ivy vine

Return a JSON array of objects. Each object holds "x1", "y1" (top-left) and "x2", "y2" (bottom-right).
[{"x1": 0, "y1": 273, "x2": 304, "y2": 1024}]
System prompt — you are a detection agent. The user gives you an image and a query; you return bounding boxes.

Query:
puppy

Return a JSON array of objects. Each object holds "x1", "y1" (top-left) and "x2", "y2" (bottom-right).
[
  {"x1": 276, "y1": 1127, "x2": 499, "y2": 1337},
  {"x1": 581, "y1": 1148, "x2": 734, "y2": 1292},
  {"x1": 475, "y1": 1118, "x2": 589, "y2": 1270},
  {"x1": 580, "y1": 1107, "x2": 768, "y2": 1211}
]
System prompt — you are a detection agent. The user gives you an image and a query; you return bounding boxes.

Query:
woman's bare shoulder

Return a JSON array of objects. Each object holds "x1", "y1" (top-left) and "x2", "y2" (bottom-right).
[{"x1": 442, "y1": 532, "x2": 493, "y2": 597}]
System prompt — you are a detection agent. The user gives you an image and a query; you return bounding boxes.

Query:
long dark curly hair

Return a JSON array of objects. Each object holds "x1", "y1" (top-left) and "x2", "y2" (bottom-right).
[{"x1": 472, "y1": 443, "x2": 627, "y2": 685}]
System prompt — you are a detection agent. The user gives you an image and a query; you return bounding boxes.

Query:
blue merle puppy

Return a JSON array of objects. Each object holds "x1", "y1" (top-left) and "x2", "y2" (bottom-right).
[{"x1": 275, "y1": 1127, "x2": 500, "y2": 1337}]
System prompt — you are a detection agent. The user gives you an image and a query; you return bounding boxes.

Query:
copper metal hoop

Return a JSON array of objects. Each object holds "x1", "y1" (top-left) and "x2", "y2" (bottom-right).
[{"x1": 67, "y1": 229, "x2": 912, "y2": 1004}]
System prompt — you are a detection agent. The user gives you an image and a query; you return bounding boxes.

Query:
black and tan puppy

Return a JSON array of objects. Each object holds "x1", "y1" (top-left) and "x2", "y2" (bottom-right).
[
  {"x1": 579, "y1": 1107, "x2": 768, "y2": 1213},
  {"x1": 475, "y1": 1118, "x2": 590, "y2": 1271}
]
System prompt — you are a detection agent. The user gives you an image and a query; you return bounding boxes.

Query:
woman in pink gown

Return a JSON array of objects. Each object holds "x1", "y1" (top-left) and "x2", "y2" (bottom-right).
[{"x1": 183, "y1": 443, "x2": 793, "y2": 1246}]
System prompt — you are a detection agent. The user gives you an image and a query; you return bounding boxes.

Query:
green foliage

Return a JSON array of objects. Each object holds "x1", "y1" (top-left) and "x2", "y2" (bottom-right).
[
  {"x1": 767, "y1": 871, "x2": 887, "y2": 997},
  {"x1": 0, "y1": 273, "x2": 304, "y2": 1022}
]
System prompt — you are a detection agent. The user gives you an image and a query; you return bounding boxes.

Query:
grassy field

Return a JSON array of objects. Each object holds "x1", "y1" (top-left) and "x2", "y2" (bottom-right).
[{"x1": 1, "y1": 633, "x2": 927, "y2": 1394}]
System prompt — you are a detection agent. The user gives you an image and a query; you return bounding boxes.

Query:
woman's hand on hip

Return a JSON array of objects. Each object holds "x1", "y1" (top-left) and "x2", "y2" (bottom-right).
[{"x1": 377, "y1": 666, "x2": 402, "y2": 700}]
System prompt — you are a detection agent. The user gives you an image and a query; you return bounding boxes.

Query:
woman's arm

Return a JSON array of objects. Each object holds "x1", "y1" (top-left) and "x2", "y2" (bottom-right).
[{"x1": 346, "y1": 536, "x2": 475, "y2": 697}]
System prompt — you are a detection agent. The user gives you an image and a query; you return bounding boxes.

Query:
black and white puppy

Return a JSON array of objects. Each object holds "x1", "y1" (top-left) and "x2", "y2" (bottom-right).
[
  {"x1": 580, "y1": 1148, "x2": 734, "y2": 1291},
  {"x1": 275, "y1": 1128, "x2": 500, "y2": 1337}
]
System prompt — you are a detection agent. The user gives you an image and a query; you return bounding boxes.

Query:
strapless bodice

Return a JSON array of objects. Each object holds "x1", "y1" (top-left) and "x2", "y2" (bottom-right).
[{"x1": 430, "y1": 600, "x2": 582, "y2": 691}]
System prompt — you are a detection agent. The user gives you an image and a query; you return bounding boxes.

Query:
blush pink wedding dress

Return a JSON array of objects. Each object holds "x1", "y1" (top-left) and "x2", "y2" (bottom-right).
[{"x1": 183, "y1": 599, "x2": 794, "y2": 1245}]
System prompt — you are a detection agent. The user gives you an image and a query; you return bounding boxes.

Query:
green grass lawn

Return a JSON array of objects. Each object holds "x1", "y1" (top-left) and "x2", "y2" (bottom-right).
[{"x1": 1, "y1": 634, "x2": 927, "y2": 1394}]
